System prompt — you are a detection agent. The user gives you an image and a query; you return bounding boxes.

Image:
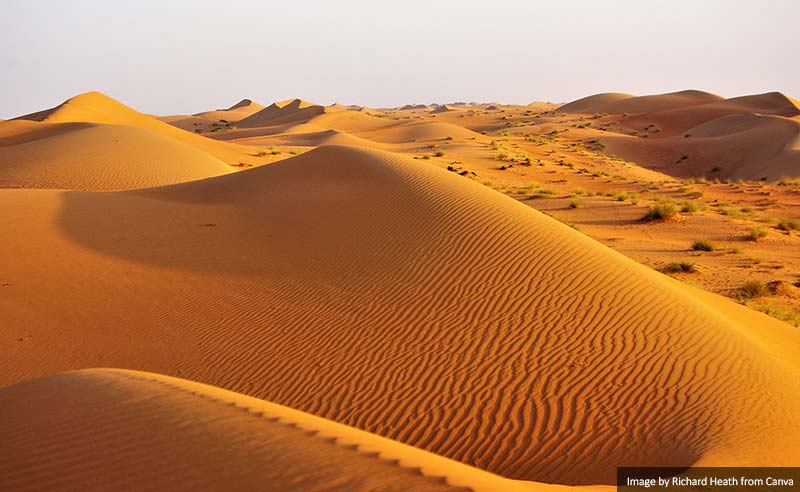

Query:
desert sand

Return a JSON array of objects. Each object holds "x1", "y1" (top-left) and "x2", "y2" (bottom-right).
[{"x1": 1, "y1": 90, "x2": 799, "y2": 491}]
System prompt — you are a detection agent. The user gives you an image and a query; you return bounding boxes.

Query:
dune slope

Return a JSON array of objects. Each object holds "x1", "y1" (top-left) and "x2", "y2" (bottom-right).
[
  {"x1": 1, "y1": 368, "x2": 562, "y2": 492},
  {"x1": 1, "y1": 145, "x2": 798, "y2": 484}
]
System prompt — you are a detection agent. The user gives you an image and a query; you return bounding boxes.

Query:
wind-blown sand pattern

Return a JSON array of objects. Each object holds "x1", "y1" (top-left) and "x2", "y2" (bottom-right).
[{"x1": 1, "y1": 90, "x2": 799, "y2": 490}]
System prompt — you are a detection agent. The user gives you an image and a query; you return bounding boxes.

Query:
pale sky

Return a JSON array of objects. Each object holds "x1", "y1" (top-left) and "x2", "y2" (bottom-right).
[{"x1": 2, "y1": 0, "x2": 798, "y2": 118}]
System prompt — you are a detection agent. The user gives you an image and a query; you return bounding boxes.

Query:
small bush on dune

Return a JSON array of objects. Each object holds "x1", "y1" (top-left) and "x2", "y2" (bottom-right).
[
  {"x1": 776, "y1": 218, "x2": 800, "y2": 232},
  {"x1": 691, "y1": 239, "x2": 715, "y2": 252},
  {"x1": 737, "y1": 280, "x2": 769, "y2": 301},
  {"x1": 747, "y1": 227, "x2": 768, "y2": 241},
  {"x1": 642, "y1": 203, "x2": 677, "y2": 222},
  {"x1": 568, "y1": 200, "x2": 580, "y2": 209},
  {"x1": 660, "y1": 262, "x2": 697, "y2": 274}
]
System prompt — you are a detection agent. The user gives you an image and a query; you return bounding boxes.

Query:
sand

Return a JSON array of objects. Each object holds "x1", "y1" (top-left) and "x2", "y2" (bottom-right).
[
  {"x1": 1, "y1": 368, "x2": 576, "y2": 492},
  {"x1": 2, "y1": 89, "x2": 799, "y2": 490}
]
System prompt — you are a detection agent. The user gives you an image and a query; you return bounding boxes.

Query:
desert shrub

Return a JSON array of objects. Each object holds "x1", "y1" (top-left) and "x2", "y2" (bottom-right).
[
  {"x1": 692, "y1": 239, "x2": 715, "y2": 251},
  {"x1": 568, "y1": 200, "x2": 580, "y2": 209},
  {"x1": 747, "y1": 227, "x2": 768, "y2": 241},
  {"x1": 737, "y1": 280, "x2": 769, "y2": 301},
  {"x1": 434, "y1": 150, "x2": 446, "y2": 157},
  {"x1": 680, "y1": 201, "x2": 700, "y2": 213},
  {"x1": 777, "y1": 218, "x2": 800, "y2": 232},
  {"x1": 660, "y1": 262, "x2": 697, "y2": 273},
  {"x1": 642, "y1": 203, "x2": 677, "y2": 222}
]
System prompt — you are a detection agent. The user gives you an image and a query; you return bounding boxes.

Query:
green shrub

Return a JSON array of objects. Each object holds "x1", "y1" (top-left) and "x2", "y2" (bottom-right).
[
  {"x1": 642, "y1": 203, "x2": 677, "y2": 222},
  {"x1": 737, "y1": 280, "x2": 769, "y2": 301},
  {"x1": 660, "y1": 262, "x2": 697, "y2": 273},
  {"x1": 747, "y1": 227, "x2": 768, "y2": 241},
  {"x1": 692, "y1": 239, "x2": 715, "y2": 252},
  {"x1": 777, "y1": 218, "x2": 800, "y2": 232}
]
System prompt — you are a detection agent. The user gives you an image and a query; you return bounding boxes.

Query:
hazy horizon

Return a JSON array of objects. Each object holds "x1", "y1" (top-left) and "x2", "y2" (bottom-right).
[{"x1": 2, "y1": 0, "x2": 798, "y2": 119}]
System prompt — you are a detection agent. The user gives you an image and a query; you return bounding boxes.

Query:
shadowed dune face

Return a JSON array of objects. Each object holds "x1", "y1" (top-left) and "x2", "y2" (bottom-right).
[{"x1": 0, "y1": 145, "x2": 785, "y2": 483}]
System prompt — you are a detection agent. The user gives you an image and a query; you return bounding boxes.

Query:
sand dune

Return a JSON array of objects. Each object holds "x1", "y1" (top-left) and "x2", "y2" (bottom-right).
[
  {"x1": 599, "y1": 114, "x2": 800, "y2": 179},
  {"x1": 212, "y1": 108, "x2": 393, "y2": 142},
  {"x1": 195, "y1": 98, "x2": 265, "y2": 121},
  {"x1": 2, "y1": 145, "x2": 798, "y2": 485},
  {"x1": 237, "y1": 98, "x2": 327, "y2": 127},
  {"x1": 14, "y1": 91, "x2": 265, "y2": 165},
  {"x1": 559, "y1": 90, "x2": 722, "y2": 114},
  {"x1": 0, "y1": 368, "x2": 568, "y2": 492},
  {"x1": 358, "y1": 121, "x2": 484, "y2": 143},
  {"x1": 576, "y1": 91, "x2": 800, "y2": 179},
  {"x1": 620, "y1": 91, "x2": 800, "y2": 136},
  {"x1": 0, "y1": 119, "x2": 232, "y2": 190},
  {"x1": 431, "y1": 104, "x2": 463, "y2": 113}
]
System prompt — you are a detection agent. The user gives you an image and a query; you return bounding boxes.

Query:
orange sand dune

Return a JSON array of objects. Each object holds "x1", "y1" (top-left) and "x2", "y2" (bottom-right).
[
  {"x1": 0, "y1": 119, "x2": 232, "y2": 190},
  {"x1": 237, "y1": 98, "x2": 326, "y2": 127},
  {"x1": 160, "y1": 99, "x2": 267, "y2": 131},
  {"x1": 213, "y1": 108, "x2": 394, "y2": 141},
  {"x1": 621, "y1": 91, "x2": 800, "y2": 136},
  {"x1": 430, "y1": 104, "x2": 463, "y2": 113},
  {"x1": 194, "y1": 98, "x2": 265, "y2": 121},
  {"x1": 2, "y1": 145, "x2": 798, "y2": 485},
  {"x1": 357, "y1": 120, "x2": 485, "y2": 143},
  {"x1": 0, "y1": 368, "x2": 576, "y2": 492},
  {"x1": 559, "y1": 90, "x2": 722, "y2": 114},
  {"x1": 599, "y1": 113, "x2": 800, "y2": 179},
  {"x1": 399, "y1": 103, "x2": 431, "y2": 110},
  {"x1": 157, "y1": 113, "x2": 217, "y2": 132},
  {"x1": 234, "y1": 128, "x2": 384, "y2": 148},
  {"x1": 15, "y1": 91, "x2": 265, "y2": 165}
]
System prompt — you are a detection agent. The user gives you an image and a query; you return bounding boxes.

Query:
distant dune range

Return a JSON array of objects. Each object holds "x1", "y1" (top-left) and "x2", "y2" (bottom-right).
[
  {"x1": 2, "y1": 144, "x2": 798, "y2": 486},
  {"x1": 558, "y1": 90, "x2": 800, "y2": 180},
  {"x1": 158, "y1": 98, "x2": 266, "y2": 132}
]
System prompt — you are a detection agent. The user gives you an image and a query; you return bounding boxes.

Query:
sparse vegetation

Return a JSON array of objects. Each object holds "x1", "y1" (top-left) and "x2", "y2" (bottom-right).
[
  {"x1": 568, "y1": 200, "x2": 580, "y2": 209},
  {"x1": 692, "y1": 239, "x2": 715, "y2": 252},
  {"x1": 737, "y1": 280, "x2": 769, "y2": 301},
  {"x1": 642, "y1": 203, "x2": 677, "y2": 222},
  {"x1": 660, "y1": 262, "x2": 697, "y2": 274},
  {"x1": 776, "y1": 218, "x2": 800, "y2": 232},
  {"x1": 747, "y1": 227, "x2": 768, "y2": 241}
]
